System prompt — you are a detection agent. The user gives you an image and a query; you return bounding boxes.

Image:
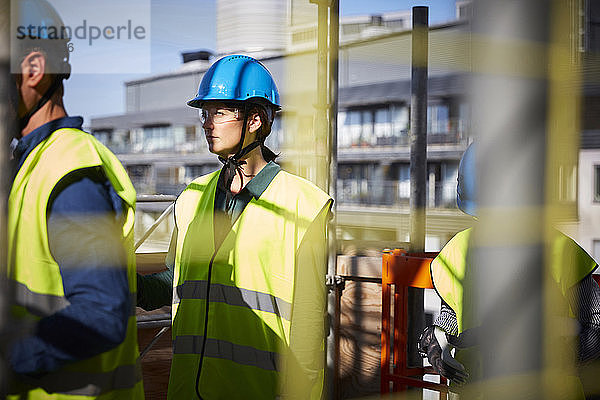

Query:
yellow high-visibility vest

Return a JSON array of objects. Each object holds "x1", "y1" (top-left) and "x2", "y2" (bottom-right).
[
  {"x1": 431, "y1": 228, "x2": 596, "y2": 333},
  {"x1": 8, "y1": 128, "x2": 143, "y2": 399},
  {"x1": 430, "y1": 227, "x2": 596, "y2": 396},
  {"x1": 170, "y1": 169, "x2": 332, "y2": 400}
]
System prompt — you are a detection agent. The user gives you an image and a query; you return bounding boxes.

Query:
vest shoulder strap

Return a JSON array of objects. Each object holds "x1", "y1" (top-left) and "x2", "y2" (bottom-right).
[
  {"x1": 551, "y1": 230, "x2": 597, "y2": 293},
  {"x1": 175, "y1": 170, "x2": 220, "y2": 231},
  {"x1": 430, "y1": 228, "x2": 472, "y2": 332},
  {"x1": 15, "y1": 128, "x2": 136, "y2": 209},
  {"x1": 264, "y1": 171, "x2": 332, "y2": 222}
]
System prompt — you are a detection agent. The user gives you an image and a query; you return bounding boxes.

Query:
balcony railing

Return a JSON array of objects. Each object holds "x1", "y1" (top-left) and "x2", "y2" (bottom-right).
[
  {"x1": 103, "y1": 139, "x2": 207, "y2": 155},
  {"x1": 337, "y1": 179, "x2": 456, "y2": 208},
  {"x1": 338, "y1": 126, "x2": 468, "y2": 149}
]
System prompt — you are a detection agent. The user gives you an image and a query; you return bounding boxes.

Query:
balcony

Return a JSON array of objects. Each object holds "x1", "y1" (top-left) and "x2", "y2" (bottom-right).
[{"x1": 337, "y1": 179, "x2": 457, "y2": 209}]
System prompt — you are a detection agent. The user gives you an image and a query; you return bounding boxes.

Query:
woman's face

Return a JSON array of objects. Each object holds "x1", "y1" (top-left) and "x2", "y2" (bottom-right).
[
  {"x1": 200, "y1": 102, "x2": 261, "y2": 158},
  {"x1": 201, "y1": 102, "x2": 245, "y2": 157}
]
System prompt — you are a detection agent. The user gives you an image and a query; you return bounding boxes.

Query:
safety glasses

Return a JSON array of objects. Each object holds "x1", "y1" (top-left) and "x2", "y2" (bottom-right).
[{"x1": 200, "y1": 107, "x2": 240, "y2": 124}]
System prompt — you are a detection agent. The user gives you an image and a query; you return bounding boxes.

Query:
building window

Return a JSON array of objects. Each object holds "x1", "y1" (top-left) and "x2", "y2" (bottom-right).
[
  {"x1": 428, "y1": 104, "x2": 450, "y2": 135},
  {"x1": 337, "y1": 163, "x2": 375, "y2": 204},
  {"x1": 441, "y1": 162, "x2": 459, "y2": 207},
  {"x1": 362, "y1": 110, "x2": 374, "y2": 145},
  {"x1": 93, "y1": 129, "x2": 113, "y2": 146},
  {"x1": 154, "y1": 166, "x2": 187, "y2": 195},
  {"x1": 126, "y1": 164, "x2": 152, "y2": 193},
  {"x1": 142, "y1": 125, "x2": 173, "y2": 153},
  {"x1": 156, "y1": 167, "x2": 183, "y2": 185},
  {"x1": 556, "y1": 164, "x2": 577, "y2": 203},
  {"x1": 338, "y1": 110, "x2": 360, "y2": 147},
  {"x1": 587, "y1": 0, "x2": 600, "y2": 52},
  {"x1": 457, "y1": 102, "x2": 470, "y2": 138},
  {"x1": 392, "y1": 105, "x2": 409, "y2": 138},
  {"x1": 184, "y1": 164, "x2": 217, "y2": 183},
  {"x1": 338, "y1": 104, "x2": 409, "y2": 148},
  {"x1": 374, "y1": 108, "x2": 391, "y2": 144},
  {"x1": 398, "y1": 163, "x2": 410, "y2": 200},
  {"x1": 185, "y1": 125, "x2": 196, "y2": 142},
  {"x1": 93, "y1": 129, "x2": 130, "y2": 154},
  {"x1": 595, "y1": 165, "x2": 600, "y2": 202},
  {"x1": 593, "y1": 240, "x2": 600, "y2": 264}
]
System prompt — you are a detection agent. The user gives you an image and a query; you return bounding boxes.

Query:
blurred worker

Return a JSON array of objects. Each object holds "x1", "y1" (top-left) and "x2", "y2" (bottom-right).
[
  {"x1": 6, "y1": 0, "x2": 143, "y2": 398},
  {"x1": 419, "y1": 143, "x2": 600, "y2": 396},
  {"x1": 137, "y1": 54, "x2": 333, "y2": 399}
]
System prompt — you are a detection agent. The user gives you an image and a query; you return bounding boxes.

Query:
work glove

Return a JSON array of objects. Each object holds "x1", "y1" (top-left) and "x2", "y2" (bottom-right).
[
  {"x1": 418, "y1": 325, "x2": 469, "y2": 385},
  {"x1": 446, "y1": 326, "x2": 481, "y2": 349}
]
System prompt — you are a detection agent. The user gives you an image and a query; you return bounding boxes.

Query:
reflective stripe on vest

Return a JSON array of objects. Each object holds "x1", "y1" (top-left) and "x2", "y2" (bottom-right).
[
  {"x1": 169, "y1": 169, "x2": 331, "y2": 400},
  {"x1": 12, "y1": 279, "x2": 70, "y2": 317},
  {"x1": 23, "y1": 360, "x2": 142, "y2": 397},
  {"x1": 173, "y1": 335, "x2": 278, "y2": 371},
  {"x1": 8, "y1": 128, "x2": 143, "y2": 399},
  {"x1": 12, "y1": 280, "x2": 138, "y2": 318},
  {"x1": 174, "y1": 280, "x2": 292, "y2": 321}
]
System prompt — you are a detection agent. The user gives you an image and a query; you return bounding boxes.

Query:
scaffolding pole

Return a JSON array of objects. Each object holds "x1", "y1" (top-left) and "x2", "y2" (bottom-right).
[
  {"x1": 327, "y1": 1, "x2": 339, "y2": 399},
  {"x1": 309, "y1": 0, "x2": 339, "y2": 398},
  {"x1": 470, "y1": 0, "x2": 549, "y2": 398},
  {"x1": 408, "y1": 6, "x2": 428, "y2": 378},
  {"x1": 0, "y1": 0, "x2": 12, "y2": 394}
]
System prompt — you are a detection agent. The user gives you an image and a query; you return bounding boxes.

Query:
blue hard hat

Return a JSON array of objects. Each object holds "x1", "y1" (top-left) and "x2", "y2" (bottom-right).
[
  {"x1": 457, "y1": 143, "x2": 477, "y2": 217},
  {"x1": 12, "y1": 0, "x2": 71, "y2": 76},
  {"x1": 15, "y1": 0, "x2": 69, "y2": 40},
  {"x1": 187, "y1": 55, "x2": 281, "y2": 109}
]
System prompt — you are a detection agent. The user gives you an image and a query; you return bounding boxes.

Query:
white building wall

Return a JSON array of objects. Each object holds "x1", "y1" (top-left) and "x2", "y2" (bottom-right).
[
  {"x1": 577, "y1": 149, "x2": 600, "y2": 263},
  {"x1": 339, "y1": 25, "x2": 468, "y2": 88},
  {"x1": 216, "y1": 0, "x2": 288, "y2": 55}
]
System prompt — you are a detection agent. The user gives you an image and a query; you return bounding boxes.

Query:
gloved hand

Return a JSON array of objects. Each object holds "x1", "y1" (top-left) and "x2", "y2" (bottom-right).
[
  {"x1": 418, "y1": 325, "x2": 469, "y2": 385},
  {"x1": 447, "y1": 326, "x2": 481, "y2": 349}
]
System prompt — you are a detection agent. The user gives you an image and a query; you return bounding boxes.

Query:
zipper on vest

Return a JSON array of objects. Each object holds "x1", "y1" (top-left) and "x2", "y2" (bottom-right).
[{"x1": 194, "y1": 249, "x2": 218, "y2": 400}]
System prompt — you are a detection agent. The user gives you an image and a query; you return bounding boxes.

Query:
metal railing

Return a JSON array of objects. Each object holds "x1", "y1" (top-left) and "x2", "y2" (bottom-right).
[
  {"x1": 134, "y1": 195, "x2": 176, "y2": 251},
  {"x1": 134, "y1": 195, "x2": 176, "y2": 358}
]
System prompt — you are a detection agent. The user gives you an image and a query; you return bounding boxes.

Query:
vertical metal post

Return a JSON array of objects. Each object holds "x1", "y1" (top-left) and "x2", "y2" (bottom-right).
[
  {"x1": 408, "y1": 6, "x2": 428, "y2": 374},
  {"x1": 309, "y1": 0, "x2": 337, "y2": 398},
  {"x1": 471, "y1": 0, "x2": 548, "y2": 398},
  {"x1": 327, "y1": 1, "x2": 339, "y2": 400},
  {"x1": 0, "y1": 0, "x2": 12, "y2": 394},
  {"x1": 313, "y1": 0, "x2": 329, "y2": 189}
]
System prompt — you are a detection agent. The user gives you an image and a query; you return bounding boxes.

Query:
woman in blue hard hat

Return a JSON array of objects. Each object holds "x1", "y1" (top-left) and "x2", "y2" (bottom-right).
[
  {"x1": 419, "y1": 143, "x2": 600, "y2": 398},
  {"x1": 137, "y1": 54, "x2": 333, "y2": 400}
]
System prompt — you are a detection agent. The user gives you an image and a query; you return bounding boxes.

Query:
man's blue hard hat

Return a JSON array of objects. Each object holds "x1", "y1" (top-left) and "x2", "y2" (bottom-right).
[
  {"x1": 457, "y1": 143, "x2": 477, "y2": 217},
  {"x1": 12, "y1": 0, "x2": 71, "y2": 76},
  {"x1": 187, "y1": 55, "x2": 281, "y2": 109},
  {"x1": 16, "y1": 0, "x2": 69, "y2": 40}
]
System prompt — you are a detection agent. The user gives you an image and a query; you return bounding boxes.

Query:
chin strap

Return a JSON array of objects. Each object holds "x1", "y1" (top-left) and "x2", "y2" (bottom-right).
[
  {"x1": 217, "y1": 103, "x2": 262, "y2": 209},
  {"x1": 18, "y1": 74, "x2": 65, "y2": 133}
]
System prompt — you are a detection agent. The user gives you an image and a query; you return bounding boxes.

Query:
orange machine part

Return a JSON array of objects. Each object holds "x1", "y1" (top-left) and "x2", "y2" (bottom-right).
[{"x1": 380, "y1": 249, "x2": 449, "y2": 397}]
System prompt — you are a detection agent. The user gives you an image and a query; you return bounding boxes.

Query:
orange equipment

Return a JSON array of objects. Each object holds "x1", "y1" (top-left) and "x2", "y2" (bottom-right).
[{"x1": 380, "y1": 249, "x2": 449, "y2": 398}]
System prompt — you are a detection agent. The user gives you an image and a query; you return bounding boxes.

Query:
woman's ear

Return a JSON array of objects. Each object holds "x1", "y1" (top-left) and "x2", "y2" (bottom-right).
[{"x1": 247, "y1": 111, "x2": 263, "y2": 134}]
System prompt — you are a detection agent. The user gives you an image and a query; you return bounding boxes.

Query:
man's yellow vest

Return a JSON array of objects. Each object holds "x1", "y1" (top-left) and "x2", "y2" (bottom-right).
[
  {"x1": 169, "y1": 169, "x2": 332, "y2": 400},
  {"x1": 431, "y1": 228, "x2": 596, "y2": 334},
  {"x1": 8, "y1": 128, "x2": 144, "y2": 399},
  {"x1": 430, "y1": 227, "x2": 596, "y2": 395}
]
